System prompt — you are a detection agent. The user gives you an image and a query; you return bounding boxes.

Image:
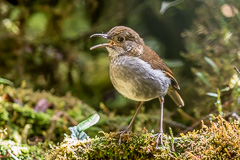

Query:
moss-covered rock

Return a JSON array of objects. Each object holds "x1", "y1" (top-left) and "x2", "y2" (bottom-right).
[{"x1": 47, "y1": 116, "x2": 240, "y2": 159}]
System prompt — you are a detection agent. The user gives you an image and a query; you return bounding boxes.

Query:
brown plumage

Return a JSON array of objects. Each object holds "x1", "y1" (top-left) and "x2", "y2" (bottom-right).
[
  {"x1": 90, "y1": 26, "x2": 184, "y2": 149},
  {"x1": 139, "y1": 45, "x2": 184, "y2": 107}
]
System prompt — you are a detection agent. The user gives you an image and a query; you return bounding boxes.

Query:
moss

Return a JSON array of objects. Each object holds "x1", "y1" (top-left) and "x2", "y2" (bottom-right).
[
  {"x1": 0, "y1": 85, "x2": 96, "y2": 143},
  {"x1": 47, "y1": 131, "x2": 173, "y2": 160},
  {"x1": 178, "y1": 116, "x2": 240, "y2": 159},
  {"x1": 0, "y1": 139, "x2": 46, "y2": 160},
  {"x1": 47, "y1": 116, "x2": 240, "y2": 159}
]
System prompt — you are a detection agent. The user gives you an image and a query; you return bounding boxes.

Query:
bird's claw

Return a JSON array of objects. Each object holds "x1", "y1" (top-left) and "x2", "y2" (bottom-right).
[
  {"x1": 151, "y1": 133, "x2": 159, "y2": 138},
  {"x1": 154, "y1": 132, "x2": 163, "y2": 149},
  {"x1": 117, "y1": 128, "x2": 131, "y2": 145}
]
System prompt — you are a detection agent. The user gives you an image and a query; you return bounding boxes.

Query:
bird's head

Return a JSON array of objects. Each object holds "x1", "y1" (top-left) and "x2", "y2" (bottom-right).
[{"x1": 90, "y1": 26, "x2": 144, "y2": 56}]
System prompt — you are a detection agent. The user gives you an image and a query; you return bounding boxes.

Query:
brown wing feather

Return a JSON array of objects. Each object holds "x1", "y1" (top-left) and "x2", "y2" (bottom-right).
[
  {"x1": 167, "y1": 86, "x2": 184, "y2": 107},
  {"x1": 132, "y1": 45, "x2": 184, "y2": 107},
  {"x1": 139, "y1": 46, "x2": 180, "y2": 90}
]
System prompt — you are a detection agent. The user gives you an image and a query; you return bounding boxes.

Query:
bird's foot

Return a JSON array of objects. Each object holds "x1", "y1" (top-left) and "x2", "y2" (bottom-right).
[
  {"x1": 153, "y1": 132, "x2": 163, "y2": 149},
  {"x1": 116, "y1": 128, "x2": 131, "y2": 145}
]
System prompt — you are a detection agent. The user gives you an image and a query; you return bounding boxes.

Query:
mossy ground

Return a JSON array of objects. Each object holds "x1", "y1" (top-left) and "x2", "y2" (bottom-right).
[
  {"x1": 0, "y1": 84, "x2": 96, "y2": 143},
  {"x1": 47, "y1": 116, "x2": 240, "y2": 160},
  {"x1": 0, "y1": 86, "x2": 240, "y2": 159},
  {"x1": 0, "y1": 139, "x2": 46, "y2": 159},
  {"x1": 0, "y1": 84, "x2": 96, "y2": 159}
]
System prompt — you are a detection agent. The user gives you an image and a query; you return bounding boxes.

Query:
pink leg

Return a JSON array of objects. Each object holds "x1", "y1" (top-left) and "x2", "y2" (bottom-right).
[
  {"x1": 155, "y1": 96, "x2": 164, "y2": 148},
  {"x1": 119, "y1": 101, "x2": 144, "y2": 145}
]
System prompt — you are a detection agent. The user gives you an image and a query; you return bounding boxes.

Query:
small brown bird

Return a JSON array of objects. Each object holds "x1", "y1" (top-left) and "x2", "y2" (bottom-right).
[{"x1": 90, "y1": 26, "x2": 184, "y2": 148}]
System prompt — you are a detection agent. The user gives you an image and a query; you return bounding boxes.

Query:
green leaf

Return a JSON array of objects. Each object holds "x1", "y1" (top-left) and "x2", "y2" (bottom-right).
[
  {"x1": 10, "y1": 8, "x2": 20, "y2": 21},
  {"x1": 78, "y1": 131, "x2": 87, "y2": 140},
  {"x1": 160, "y1": 0, "x2": 184, "y2": 14},
  {"x1": 69, "y1": 126, "x2": 78, "y2": 139},
  {"x1": 0, "y1": 77, "x2": 14, "y2": 86},
  {"x1": 169, "y1": 127, "x2": 174, "y2": 144},
  {"x1": 69, "y1": 126, "x2": 88, "y2": 140},
  {"x1": 195, "y1": 72, "x2": 211, "y2": 87},
  {"x1": 204, "y1": 57, "x2": 219, "y2": 75},
  {"x1": 77, "y1": 113, "x2": 100, "y2": 131},
  {"x1": 207, "y1": 92, "x2": 218, "y2": 97},
  {"x1": 220, "y1": 87, "x2": 230, "y2": 92},
  {"x1": 68, "y1": 113, "x2": 100, "y2": 140}
]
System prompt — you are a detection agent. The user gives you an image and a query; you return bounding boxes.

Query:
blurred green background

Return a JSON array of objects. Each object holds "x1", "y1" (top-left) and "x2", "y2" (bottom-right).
[{"x1": 0, "y1": 0, "x2": 240, "y2": 135}]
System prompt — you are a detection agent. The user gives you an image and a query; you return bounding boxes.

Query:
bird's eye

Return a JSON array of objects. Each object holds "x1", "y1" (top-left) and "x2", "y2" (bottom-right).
[{"x1": 117, "y1": 36, "x2": 125, "y2": 42}]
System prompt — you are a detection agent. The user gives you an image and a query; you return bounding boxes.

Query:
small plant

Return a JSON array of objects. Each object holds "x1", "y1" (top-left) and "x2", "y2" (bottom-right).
[
  {"x1": 68, "y1": 113, "x2": 100, "y2": 140},
  {"x1": 0, "y1": 78, "x2": 14, "y2": 86},
  {"x1": 207, "y1": 88, "x2": 225, "y2": 115}
]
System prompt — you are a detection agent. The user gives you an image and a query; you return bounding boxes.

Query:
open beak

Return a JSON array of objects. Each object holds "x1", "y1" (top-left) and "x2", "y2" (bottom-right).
[{"x1": 90, "y1": 33, "x2": 112, "y2": 50}]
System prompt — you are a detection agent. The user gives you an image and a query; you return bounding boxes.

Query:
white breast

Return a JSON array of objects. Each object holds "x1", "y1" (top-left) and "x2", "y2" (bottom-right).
[{"x1": 109, "y1": 56, "x2": 171, "y2": 101}]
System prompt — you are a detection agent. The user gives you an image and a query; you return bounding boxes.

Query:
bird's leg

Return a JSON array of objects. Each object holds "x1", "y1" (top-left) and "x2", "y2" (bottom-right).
[
  {"x1": 118, "y1": 101, "x2": 144, "y2": 145},
  {"x1": 155, "y1": 96, "x2": 164, "y2": 149}
]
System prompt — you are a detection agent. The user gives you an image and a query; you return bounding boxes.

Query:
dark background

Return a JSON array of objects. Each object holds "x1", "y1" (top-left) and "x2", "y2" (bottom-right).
[{"x1": 1, "y1": 0, "x2": 240, "y2": 135}]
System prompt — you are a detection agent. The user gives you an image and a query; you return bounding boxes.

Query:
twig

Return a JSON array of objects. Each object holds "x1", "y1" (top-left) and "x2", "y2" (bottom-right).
[
  {"x1": 234, "y1": 66, "x2": 240, "y2": 76},
  {"x1": 0, "y1": 153, "x2": 9, "y2": 158},
  {"x1": 47, "y1": 111, "x2": 78, "y2": 140},
  {"x1": 164, "y1": 119, "x2": 188, "y2": 129},
  {"x1": 8, "y1": 149, "x2": 20, "y2": 160}
]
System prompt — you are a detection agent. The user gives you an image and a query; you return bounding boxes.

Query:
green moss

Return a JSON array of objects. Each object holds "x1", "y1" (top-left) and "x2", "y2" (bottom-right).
[
  {"x1": 0, "y1": 85, "x2": 96, "y2": 143},
  {"x1": 47, "y1": 116, "x2": 240, "y2": 159},
  {"x1": 0, "y1": 139, "x2": 46, "y2": 160}
]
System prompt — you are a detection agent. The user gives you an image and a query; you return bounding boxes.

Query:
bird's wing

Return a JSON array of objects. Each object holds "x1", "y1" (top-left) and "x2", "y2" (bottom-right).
[{"x1": 139, "y1": 46, "x2": 180, "y2": 90}]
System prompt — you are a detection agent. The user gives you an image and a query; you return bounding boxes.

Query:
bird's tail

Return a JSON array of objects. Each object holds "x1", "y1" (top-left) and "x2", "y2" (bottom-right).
[{"x1": 167, "y1": 86, "x2": 184, "y2": 107}]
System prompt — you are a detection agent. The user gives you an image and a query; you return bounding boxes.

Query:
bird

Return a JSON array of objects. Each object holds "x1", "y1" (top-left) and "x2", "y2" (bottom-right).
[{"x1": 90, "y1": 26, "x2": 184, "y2": 148}]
